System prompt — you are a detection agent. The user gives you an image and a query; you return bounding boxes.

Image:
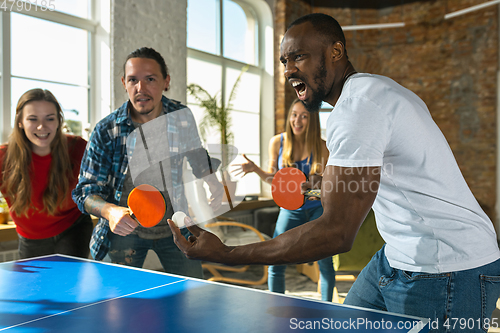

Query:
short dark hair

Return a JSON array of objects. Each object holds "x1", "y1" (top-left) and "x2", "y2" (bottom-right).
[
  {"x1": 288, "y1": 13, "x2": 346, "y2": 48},
  {"x1": 123, "y1": 47, "x2": 169, "y2": 79}
]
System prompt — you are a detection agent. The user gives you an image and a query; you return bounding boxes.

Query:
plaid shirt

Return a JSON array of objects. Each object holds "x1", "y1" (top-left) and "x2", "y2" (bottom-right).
[{"x1": 72, "y1": 96, "x2": 210, "y2": 260}]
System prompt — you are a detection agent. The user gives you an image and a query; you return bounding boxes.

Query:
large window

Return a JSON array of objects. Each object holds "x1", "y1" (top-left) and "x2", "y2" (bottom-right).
[
  {"x1": 1, "y1": 1, "x2": 109, "y2": 142},
  {"x1": 319, "y1": 102, "x2": 334, "y2": 140},
  {"x1": 10, "y1": 12, "x2": 89, "y2": 135},
  {"x1": 187, "y1": 0, "x2": 273, "y2": 197}
]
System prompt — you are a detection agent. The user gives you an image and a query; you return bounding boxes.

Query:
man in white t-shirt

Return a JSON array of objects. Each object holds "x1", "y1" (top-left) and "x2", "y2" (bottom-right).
[{"x1": 169, "y1": 13, "x2": 500, "y2": 328}]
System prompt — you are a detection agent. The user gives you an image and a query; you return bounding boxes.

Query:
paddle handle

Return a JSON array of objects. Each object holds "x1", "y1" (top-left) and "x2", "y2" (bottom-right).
[
  {"x1": 129, "y1": 212, "x2": 139, "y2": 224},
  {"x1": 304, "y1": 189, "x2": 321, "y2": 199}
]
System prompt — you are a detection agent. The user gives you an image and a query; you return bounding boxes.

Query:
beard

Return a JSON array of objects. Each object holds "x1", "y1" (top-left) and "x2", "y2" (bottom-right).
[
  {"x1": 301, "y1": 56, "x2": 328, "y2": 113},
  {"x1": 130, "y1": 101, "x2": 156, "y2": 116},
  {"x1": 301, "y1": 91, "x2": 323, "y2": 113},
  {"x1": 136, "y1": 108, "x2": 155, "y2": 115}
]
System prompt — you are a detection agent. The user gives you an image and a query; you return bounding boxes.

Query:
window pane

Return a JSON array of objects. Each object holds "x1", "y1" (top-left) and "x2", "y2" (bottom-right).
[
  {"x1": 319, "y1": 111, "x2": 330, "y2": 141},
  {"x1": 187, "y1": 0, "x2": 220, "y2": 55},
  {"x1": 187, "y1": 104, "x2": 221, "y2": 144},
  {"x1": 187, "y1": 57, "x2": 222, "y2": 104},
  {"x1": 51, "y1": 0, "x2": 90, "y2": 19},
  {"x1": 227, "y1": 111, "x2": 260, "y2": 193},
  {"x1": 187, "y1": 57, "x2": 223, "y2": 149},
  {"x1": 11, "y1": 13, "x2": 88, "y2": 86},
  {"x1": 225, "y1": 65, "x2": 260, "y2": 196},
  {"x1": 12, "y1": 77, "x2": 89, "y2": 136},
  {"x1": 225, "y1": 67, "x2": 260, "y2": 113},
  {"x1": 319, "y1": 102, "x2": 333, "y2": 140},
  {"x1": 230, "y1": 154, "x2": 261, "y2": 195},
  {"x1": 231, "y1": 111, "x2": 259, "y2": 154},
  {"x1": 223, "y1": 0, "x2": 256, "y2": 65}
]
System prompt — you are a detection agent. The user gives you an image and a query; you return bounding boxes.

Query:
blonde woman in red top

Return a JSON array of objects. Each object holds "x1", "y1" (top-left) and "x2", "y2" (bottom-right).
[{"x1": 0, "y1": 89, "x2": 92, "y2": 259}]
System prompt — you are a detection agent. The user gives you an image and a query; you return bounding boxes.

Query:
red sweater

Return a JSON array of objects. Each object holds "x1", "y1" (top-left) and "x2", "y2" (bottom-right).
[{"x1": 0, "y1": 135, "x2": 87, "y2": 239}]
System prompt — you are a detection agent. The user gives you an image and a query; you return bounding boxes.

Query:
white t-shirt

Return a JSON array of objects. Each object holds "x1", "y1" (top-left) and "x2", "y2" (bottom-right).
[{"x1": 326, "y1": 73, "x2": 500, "y2": 273}]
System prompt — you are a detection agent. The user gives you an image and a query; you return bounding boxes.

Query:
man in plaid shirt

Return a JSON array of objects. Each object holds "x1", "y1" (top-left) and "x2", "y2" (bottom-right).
[{"x1": 73, "y1": 47, "x2": 223, "y2": 277}]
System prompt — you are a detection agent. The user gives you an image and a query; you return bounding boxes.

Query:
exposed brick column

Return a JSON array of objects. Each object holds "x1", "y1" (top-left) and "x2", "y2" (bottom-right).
[{"x1": 273, "y1": 0, "x2": 311, "y2": 134}]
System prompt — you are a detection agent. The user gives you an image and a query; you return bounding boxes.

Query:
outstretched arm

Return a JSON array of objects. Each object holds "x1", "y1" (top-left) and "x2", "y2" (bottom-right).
[
  {"x1": 168, "y1": 165, "x2": 380, "y2": 265},
  {"x1": 231, "y1": 135, "x2": 281, "y2": 184},
  {"x1": 231, "y1": 154, "x2": 276, "y2": 184}
]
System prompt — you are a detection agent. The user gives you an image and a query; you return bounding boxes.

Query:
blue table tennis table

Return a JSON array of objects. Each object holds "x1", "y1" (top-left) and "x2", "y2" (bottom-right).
[{"x1": 0, "y1": 255, "x2": 430, "y2": 332}]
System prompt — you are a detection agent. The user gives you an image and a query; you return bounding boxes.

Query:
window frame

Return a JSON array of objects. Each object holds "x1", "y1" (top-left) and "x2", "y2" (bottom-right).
[
  {"x1": 0, "y1": 1, "x2": 104, "y2": 142},
  {"x1": 186, "y1": 0, "x2": 273, "y2": 197}
]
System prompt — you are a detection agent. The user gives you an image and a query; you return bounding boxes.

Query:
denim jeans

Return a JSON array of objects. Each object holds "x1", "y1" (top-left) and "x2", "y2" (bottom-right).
[
  {"x1": 268, "y1": 205, "x2": 336, "y2": 302},
  {"x1": 344, "y1": 245, "x2": 500, "y2": 332},
  {"x1": 107, "y1": 231, "x2": 203, "y2": 279},
  {"x1": 18, "y1": 214, "x2": 93, "y2": 259}
]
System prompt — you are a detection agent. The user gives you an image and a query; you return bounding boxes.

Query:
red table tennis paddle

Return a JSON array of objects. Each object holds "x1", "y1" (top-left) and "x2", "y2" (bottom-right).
[
  {"x1": 271, "y1": 167, "x2": 321, "y2": 210},
  {"x1": 127, "y1": 184, "x2": 166, "y2": 227}
]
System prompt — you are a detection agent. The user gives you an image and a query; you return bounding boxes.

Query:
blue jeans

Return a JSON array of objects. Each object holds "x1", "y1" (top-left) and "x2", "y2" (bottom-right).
[
  {"x1": 18, "y1": 214, "x2": 93, "y2": 259},
  {"x1": 268, "y1": 205, "x2": 336, "y2": 301},
  {"x1": 344, "y1": 245, "x2": 500, "y2": 332},
  {"x1": 107, "y1": 231, "x2": 203, "y2": 279}
]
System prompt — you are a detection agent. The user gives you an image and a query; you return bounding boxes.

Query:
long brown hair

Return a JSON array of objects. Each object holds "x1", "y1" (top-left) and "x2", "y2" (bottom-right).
[
  {"x1": 1, "y1": 89, "x2": 71, "y2": 216},
  {"x1": 282, "y1": 99, "x2": 323, "y2": 176}
]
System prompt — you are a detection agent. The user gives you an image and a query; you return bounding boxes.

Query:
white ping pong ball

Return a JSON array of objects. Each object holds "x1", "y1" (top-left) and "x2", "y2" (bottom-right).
[{"x1": 172, "y1": 211, "x2": 188, "y2": 228}]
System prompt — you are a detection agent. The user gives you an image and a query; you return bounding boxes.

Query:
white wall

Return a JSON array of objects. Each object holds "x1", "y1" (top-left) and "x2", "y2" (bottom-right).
[{"x1": 111, "y1": 0, "x2": 188, "y2": 110}]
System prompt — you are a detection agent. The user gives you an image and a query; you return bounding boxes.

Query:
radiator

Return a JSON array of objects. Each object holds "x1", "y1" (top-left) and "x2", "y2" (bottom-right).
[
  {"x1": 230, "y1": 213, "x2": 254, "y2": 225},
  {"x1": 0, "y1": 250, "x2": 19, "y2": 263}
]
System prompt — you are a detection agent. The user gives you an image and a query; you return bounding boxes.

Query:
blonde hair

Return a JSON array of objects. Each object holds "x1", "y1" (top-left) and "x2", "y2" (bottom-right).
[
  {"x1": 282, "y1": 99, "x2": 323, "y2": 176},
  {"x1": 1, "y1": 88, "x2": 71, "y2": 217}
]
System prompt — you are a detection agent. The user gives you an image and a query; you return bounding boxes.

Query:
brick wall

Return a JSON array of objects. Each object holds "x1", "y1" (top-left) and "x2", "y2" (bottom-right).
[{"x1": 274, "y1": 0, "x2": 498, "y2": 223}]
